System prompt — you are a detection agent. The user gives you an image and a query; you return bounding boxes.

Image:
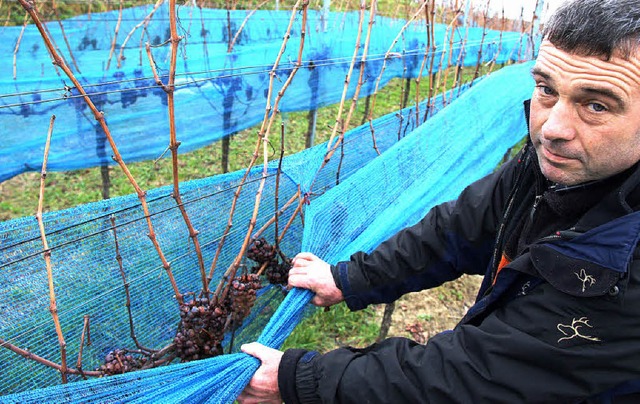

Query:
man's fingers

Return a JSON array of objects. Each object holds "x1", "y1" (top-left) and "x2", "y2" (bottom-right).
[
  {"x1": 238, "y1": 344, "x2": 283, "y2": 404},
  {"x1": 292, "y1": 252, "x2": 317, "y2": 264},
  {"x1": 288, "y1": 266, "x2": 309, "y2": 276},
  {"x1": 237, "y1": 390, "x2": 277, "y2": 404},
  {"x1": 237, "y1": 390, "x2": 256, "y2": 402},
  {"x1": 241, "y1": 342, "x2": 266, "y2": 360},
  {"x1": 291, "y1": 259, "x2": 311, "y2": 269},
  {"x1": 287, "y1": 272, "x2": 313, "y2": 289}
]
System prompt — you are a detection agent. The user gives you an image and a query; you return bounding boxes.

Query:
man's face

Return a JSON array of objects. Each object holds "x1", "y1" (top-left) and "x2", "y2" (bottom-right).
[{"x1": 529, "y1": 41, "x2": 640, "y2": 185}]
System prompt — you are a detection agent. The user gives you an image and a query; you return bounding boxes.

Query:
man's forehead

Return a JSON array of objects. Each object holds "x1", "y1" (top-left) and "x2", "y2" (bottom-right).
[
  {"x1": 533, "y1": 41, "x2": 640, "y2": 90},
  {"x1": 537, "y1": 40, "x2": 640, "y2": 65}
]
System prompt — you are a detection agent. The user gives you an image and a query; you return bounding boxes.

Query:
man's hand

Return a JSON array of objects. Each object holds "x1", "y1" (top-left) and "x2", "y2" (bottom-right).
[
  {"x1": 289, "y1": 252, "x2": 344, "y2": 307},
  {"x1": 237, "y1": 342, "x2": 283, "y2": 404}
]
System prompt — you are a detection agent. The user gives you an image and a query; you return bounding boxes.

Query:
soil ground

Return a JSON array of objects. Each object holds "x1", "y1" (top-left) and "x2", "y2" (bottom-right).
[{"x1": 374, "y1": 275, "x2": 483, "y2": 342}]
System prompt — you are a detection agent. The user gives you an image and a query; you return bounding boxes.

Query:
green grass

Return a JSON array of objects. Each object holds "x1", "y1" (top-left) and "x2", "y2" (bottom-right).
[{"x1": 282, "y1": 303, "x2": 380, "y2": 352}]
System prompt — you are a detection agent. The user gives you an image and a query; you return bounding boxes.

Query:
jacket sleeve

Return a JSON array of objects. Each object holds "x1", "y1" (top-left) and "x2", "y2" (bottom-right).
[
  {"x1": 280, "y1": 251, "x2": 640, "y2": 403},
  {"x1": 333, "y1": 152, "x2": 523, "y2": 311}
]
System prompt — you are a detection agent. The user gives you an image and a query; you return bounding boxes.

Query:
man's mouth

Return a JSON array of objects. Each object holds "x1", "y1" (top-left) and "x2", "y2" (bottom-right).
[{"x1": 540, "y1": 144, "x2": 576, "y2": 164}]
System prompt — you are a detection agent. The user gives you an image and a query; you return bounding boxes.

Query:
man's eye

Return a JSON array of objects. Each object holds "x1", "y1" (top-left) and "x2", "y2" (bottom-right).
[
  {"x1": 588, "y1": 102, "x2": 607, "y2": 112},
  {"x1": 536, "y1": 85, "x2": 553, "y2": 95}
]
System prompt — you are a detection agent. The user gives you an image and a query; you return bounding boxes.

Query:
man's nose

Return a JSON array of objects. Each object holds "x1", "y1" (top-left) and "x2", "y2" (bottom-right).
[{"x1": 540, "y1": 101, "x2": 577, "y2": 141}]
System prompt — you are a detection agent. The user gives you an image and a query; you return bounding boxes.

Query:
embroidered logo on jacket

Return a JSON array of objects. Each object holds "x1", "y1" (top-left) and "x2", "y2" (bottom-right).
[
  {"x1": 518, "y1": 281, "x2": 531, "y2": 296},
  {"x1": 574, "y1": 268, "x2": 596, "y2": 293},
  {"x1": 557, "y1": 317, "x2": 601, "y2": 343}
]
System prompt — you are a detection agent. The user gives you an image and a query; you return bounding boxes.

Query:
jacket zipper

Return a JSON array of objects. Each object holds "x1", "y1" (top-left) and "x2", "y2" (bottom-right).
[
  {"x1": 489, "y1": 146, "x2": 533, "y2": 280},
  {"x1": 530, "y1": 195, "x2": 542, "y2": 220}
]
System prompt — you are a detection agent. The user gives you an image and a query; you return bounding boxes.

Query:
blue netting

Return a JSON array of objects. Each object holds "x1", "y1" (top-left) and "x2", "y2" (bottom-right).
[
  {"x1": 0, "y1": 60, "x2": 535, "y2": 403},
  {"x1": 0, "y1": 5, "x2": 534, "y2": 182}
]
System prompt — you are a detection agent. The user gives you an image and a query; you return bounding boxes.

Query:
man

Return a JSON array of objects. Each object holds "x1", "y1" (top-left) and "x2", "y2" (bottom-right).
[{"x1": 239, "y1": 0, "x2": 640, "y2": 401}]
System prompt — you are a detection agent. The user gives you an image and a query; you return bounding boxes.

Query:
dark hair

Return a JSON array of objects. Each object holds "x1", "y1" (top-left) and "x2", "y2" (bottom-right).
[{"x1": 543, "y1": 0, "x2": 640, "y2": 59}]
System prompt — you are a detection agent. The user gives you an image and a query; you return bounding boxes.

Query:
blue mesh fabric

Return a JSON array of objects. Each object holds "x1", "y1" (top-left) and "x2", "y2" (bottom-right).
[
  {"x1": 0, "y1": 5, "x2": 534, "y2": 182},
  {"x1": 0, "y1": 61, "x2": 534, "y2": 402}
]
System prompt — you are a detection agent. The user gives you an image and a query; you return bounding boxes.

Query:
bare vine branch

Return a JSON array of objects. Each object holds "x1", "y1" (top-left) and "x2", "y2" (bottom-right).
[
  {"x1": 149, "y1": 0, "x2": 210, "y2": 294},
  {"x1": 35, "y1": 115, "x2": 68, "y2": 383},
  {"x1": 413, "y1": 0, "x2": 433, "y2": 123},
  {"x1": 105, "y1": 0, "x2": 124, "y2": 71},
  {"x1": 214, "y1": 0, "x2": 309, "y2": 302},
  {"x1": 277, "y1": 193, "x2": 305, "y2": 244},
  {"x1": 367, "y1": 0, "x2": 429, "y2": 146},
  {"x1": 12, "y1": 12, "x2": 29, "y2": 80},
  {"x1": 438, "y1": 1, "x2": 462, "y2": 105},
  {"x1": 110, "y1": 216, "x2": 157, "y2": 353},
  {"x1": 208, "y1": 0, "x2": 306, "y2": 295},
  {"x1": 274, "y1": 122, "x2": 285, "y2": 251},
  {"x1": 227, "y1": 0, "x2": 270, "y2": 53},
  {"x1": 318, "y1": 0, "x2": 367, "y2": 168},
  {"x1": 423, "y1": 0, "x2": 437, "y2": 122},
  {"x1": 487, "y1": 4, "x2": 506, "y2": 74},
  {"x1": 472, "y1": 0, "x2": 491, "y2": 82},
  {"x1": 341, "y1": 0, "x2": 376, "y2": 146},
  {"x1": 51, "y1": 0, "x2": 81, "y2": 73},
  {"x1": 117, "y1": 0, "x2": 163, "y2": 68},
  {"x1": 0, "y1": 338, "x2": 101, "y2": 377},
  {"x1": 76, "y1": 315, "x2": 90, "y2": 380},
  {"x1": 17, "y1": 0, "x2": 184, "y2": 305},
  {"x1": 252, "y1": 190, "x2": 300, "y2": 241}
]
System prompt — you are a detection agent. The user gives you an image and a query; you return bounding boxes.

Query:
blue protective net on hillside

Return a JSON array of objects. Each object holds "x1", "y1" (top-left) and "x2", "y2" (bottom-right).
[
  {"x1": 0, "y1": 5, "x2": 534, "y2": 183},
  {"x1": 0, "y1": 60, "x2": 535, "y2": 403}
]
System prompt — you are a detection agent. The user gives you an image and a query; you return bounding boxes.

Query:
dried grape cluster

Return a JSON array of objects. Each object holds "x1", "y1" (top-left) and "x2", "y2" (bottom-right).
[
  {"x1": 230, "y1": 273, "x2": 263, "y2": 329},
  {"x1": 100, "y1": 238, "x2": 292, "y2": 372},
  {"x1": 98, "y1": 349, "x2": 147, "y2": 375},
  {"x1": 173, "y1": 273, "x2": 263, "y2": 362},
  {"x1": 247, "y1": 237, "x2": 277, "y2": 263},
  {"x1": 173, "y1": 297, "x2": 228, "y2": 362},
  {"x1": 266, "y1": 258, "x2": 292, "y2": 285},
  {"x1": 247, "y1": 237, "x2": 292, "y2": 285}
]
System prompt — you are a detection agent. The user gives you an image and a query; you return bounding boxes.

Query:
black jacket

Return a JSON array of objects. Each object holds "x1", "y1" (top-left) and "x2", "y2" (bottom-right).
[{"x1": 279, "y1": 111, "x2": 640, "y2": 403}]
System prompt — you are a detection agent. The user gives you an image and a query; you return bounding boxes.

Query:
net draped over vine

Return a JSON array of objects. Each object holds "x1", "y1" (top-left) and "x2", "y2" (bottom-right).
[
  {"x1": 0, "y1": 58, "x2": 535, "y2": 402},
  {"x1": 0, "y1": 5, "x2": 534, "y2": 182}
]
